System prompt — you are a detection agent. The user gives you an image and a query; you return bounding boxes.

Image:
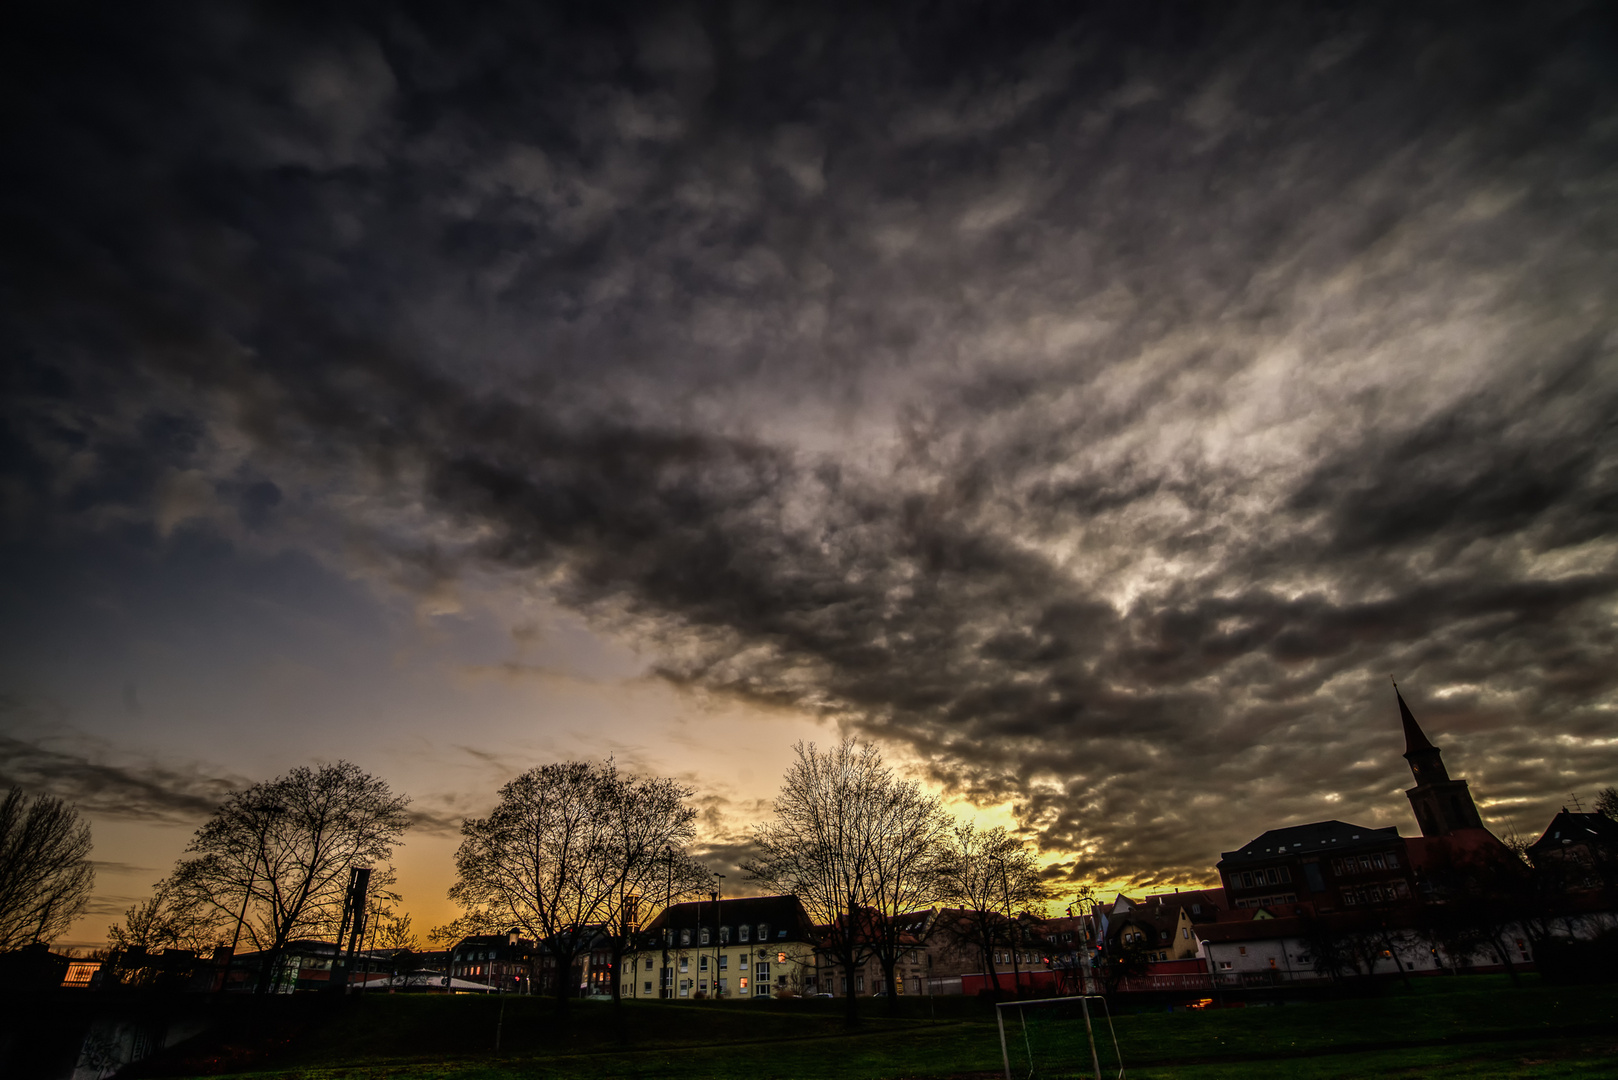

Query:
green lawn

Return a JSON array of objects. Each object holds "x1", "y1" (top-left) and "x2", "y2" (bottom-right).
[{"x1": 132, "y1": 977, "x2": 1618, "y2": 1079}]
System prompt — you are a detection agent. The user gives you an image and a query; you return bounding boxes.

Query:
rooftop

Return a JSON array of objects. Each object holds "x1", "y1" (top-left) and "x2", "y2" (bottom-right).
[
  {"x1": 1220, "y1": 820, "x2": 1400, "y2": 865},
  {"x1": 641, "y1": 894, "x2": 815, "y2": 941}
]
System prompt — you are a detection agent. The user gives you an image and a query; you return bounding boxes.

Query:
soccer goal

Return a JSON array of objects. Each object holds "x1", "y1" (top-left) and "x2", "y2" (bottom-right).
[{"x1": 994, "y1": 995, "x2": 1124, "y2": 1080}]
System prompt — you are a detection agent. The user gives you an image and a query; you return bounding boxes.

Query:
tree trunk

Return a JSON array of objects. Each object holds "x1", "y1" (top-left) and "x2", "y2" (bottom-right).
[
  {"x1": 1487, "y1": 934, "x2": 1521, "y2": 986},
  {"x1": 981, "y1": 929, "x2": 1004, "y2": 995},
  {"x1": 1376, "y1": 927, "x2": 1412, "y2": 989},
  {"x1": 842, "y1": 956, "x2": 860, "y2": 1027},
  {"x1": 553, "y1": 951, "x2": 575, "y2": 1011},
  {"x1": 880, "y1": 955, "x2": 899, "y2": 1015}
]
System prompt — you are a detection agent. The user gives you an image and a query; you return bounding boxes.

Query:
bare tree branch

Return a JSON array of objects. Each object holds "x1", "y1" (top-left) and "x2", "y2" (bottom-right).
[{"x1": 0, "y1": 788, "x2": 95, "y2": 950}]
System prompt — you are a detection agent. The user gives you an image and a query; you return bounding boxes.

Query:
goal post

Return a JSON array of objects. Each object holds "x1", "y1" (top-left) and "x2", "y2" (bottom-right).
[{"x1": 994, "y1": 995, "x2": 1124, "y2": 1080}]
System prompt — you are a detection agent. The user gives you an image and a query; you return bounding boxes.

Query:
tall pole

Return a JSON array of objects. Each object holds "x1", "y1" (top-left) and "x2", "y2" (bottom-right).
[
  {"x1": 990, "y1": 855, "x2": 1022, "y2": 997},
  {"x1": 714, "y1": 873, "x2": 724, "y2": 998}
]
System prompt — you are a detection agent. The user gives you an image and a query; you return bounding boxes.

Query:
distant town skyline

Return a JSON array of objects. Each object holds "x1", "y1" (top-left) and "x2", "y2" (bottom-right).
[{"x1": 4, "y1": 2, "x2": 1616, "y2": 948}]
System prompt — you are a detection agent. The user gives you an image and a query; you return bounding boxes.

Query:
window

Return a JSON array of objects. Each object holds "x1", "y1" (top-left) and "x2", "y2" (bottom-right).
[
  {"x1": 759, "y1": 924, "x2": 769, "y2": 941},
  {"x1": 719, "y1": 955, "x2": 728, "y2": 969},
  {"x1": 644, "y1": 981, "x2": 652, "y2": 992},
  {"x1": 739, "y1": 924, "x2": 751, "y2": 942},
  {"x1": 680, "y1": 929, "x2": 691, "y2": 946},
  {"x1": 1387, "y1": 852, "x2": 1400, "y2": 869},
  {"x1": 1219, "y1": 961, "x2": 1232, "y2": 970},
  {"x1": 856, "y1": 974, "x2": 864, "y2": 992},
  {"x1": 1371, "y1": 853, "x2": 1386, "y2": 870},
  {"x1": 757, "y1": 962, "x2": 770, "y2": 979},
  {"x1": 699, "y1": 956, "x2": 708, "y2": 971},
  {"x1": 1238, "y1": 947, "x2": 1246, "y2": 956},
  {"x1": 700, "y1": 929, "x2": 710, "y2": 945},
  {"x1": 680, "y1": 958, "x2": 689, "y2": 972},
  {"x1": 720, "y1": 926, "x2": 730, "y2": 943},
  {"x1": 1182, "y1": 928, "x2": 1190, "y2": 939},
  {"x1": 778, "y1": 952, "x2": 787, "y2": 964}
]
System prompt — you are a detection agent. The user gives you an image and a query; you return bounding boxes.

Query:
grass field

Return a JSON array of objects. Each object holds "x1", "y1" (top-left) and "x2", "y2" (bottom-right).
[{"x1": 129, "y1": 976, "x2": 1618, "y2": 1079}]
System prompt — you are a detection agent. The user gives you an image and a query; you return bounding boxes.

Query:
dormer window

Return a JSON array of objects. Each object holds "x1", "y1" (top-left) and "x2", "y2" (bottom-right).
[
  {"x1": 720, "y1": 926, "x2": 730, "y2": 943},
  {"x1": 680, "y1": 929, "x2": 691, "y2": 946},
  {"x1": 700, "y1": 928, "x2": 710, "y2": 945},
  {"x1": 739, "y1": 924, "x2": 751, "y2": 942},
  {"x1": 758, "y1": 924, "x2": 769, "y2": 940}
]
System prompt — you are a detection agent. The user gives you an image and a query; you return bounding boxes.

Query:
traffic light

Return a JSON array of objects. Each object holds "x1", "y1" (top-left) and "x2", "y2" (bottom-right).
[{"x1": 1043, "y1": 956, "x2": 1052, "y2": 969}]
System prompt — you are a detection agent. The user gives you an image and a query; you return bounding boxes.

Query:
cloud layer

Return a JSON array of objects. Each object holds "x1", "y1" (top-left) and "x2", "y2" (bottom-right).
[{"x1": 4, "y1": 1, "x2": 1618, "y2": 886}]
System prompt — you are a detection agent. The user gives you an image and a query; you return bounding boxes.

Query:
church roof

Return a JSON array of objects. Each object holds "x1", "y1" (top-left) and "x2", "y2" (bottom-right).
[
  {"x1": 1395, "y1": 683, "x2": 1437, "y2": 756},
  {"x1": 1218, "y1": 820, "x2": 1400, "y2": 865}
]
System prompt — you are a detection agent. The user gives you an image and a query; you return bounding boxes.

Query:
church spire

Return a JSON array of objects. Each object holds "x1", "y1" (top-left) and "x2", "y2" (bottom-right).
[
  {"x1": 1394, "y1": 679, "x2": 1437, "y2": 756},
  {"x1": 1393, "y1": 681, "x2": 1483, "y2": 837}
]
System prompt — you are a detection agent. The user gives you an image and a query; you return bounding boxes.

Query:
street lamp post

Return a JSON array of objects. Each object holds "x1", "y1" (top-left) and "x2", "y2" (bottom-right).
[
  {"x1": 989, "y1": 854, "x2": 1023, "y2": 997},
  {"x1": 713, "y1": 873, "x2": 724, "y2": 999}
]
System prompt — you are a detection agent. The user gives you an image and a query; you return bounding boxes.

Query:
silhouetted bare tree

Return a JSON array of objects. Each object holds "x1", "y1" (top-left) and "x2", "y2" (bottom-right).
[
  {"x1": 934, "y1": 822, "x2": 1052, "y2": 996},
  {"x1": 159, "y1": 762, "x2": 410, "y2": 992},
  {"x1": 746, "y1": 739, "x2": 951, "y2": 1022},
  {"x1": 106, "y1": 879, "x2": 217, "y2": 954},
  {"x1": 0, "y1": 788, "x2": 94, "y2": 950},
  {"x1": 447, "y1": 760, "x2": 704, "y2": 1009}
]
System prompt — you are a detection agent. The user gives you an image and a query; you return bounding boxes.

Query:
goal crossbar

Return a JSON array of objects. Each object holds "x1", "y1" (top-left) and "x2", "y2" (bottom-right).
[{"x1": 994, "y1": 995, "x2": 1124, "y2": 1080}]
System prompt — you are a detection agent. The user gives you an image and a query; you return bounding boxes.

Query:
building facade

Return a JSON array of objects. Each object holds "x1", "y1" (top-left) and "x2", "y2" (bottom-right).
[{"x1": 625, "y1": 895, "x2": 818, "y2": 999}]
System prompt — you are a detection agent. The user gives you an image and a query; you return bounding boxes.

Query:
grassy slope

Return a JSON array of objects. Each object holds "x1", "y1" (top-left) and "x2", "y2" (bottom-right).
[{"x1": 139, "y1": 977, "x2": 1618, "y2": 1080}]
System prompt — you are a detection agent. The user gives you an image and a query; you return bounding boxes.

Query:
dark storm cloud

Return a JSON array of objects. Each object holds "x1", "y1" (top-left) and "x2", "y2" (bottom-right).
[
  {"x1": 5, "y1": 1, "x2": 1618, "y2": 885},
  {"x1": 0, "y1": 730, "x2": 244, "y2": 824}
]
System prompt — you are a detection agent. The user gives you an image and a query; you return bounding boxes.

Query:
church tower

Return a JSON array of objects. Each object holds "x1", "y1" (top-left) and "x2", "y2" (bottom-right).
[{"x1": 1396, "y1": 682, "x2": 1484, "y2": 837}]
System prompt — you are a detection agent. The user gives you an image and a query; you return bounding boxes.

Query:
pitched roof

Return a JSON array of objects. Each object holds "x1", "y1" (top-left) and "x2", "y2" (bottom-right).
[
  {"x1": 641, "y1": 894, "x2": 816, "y2": 941},
  {"x1": 1219, "y1": 820, "x2": 1399, "y2": 865},
  {"x1": 1136, "y1": 889, "x2": 1226, "y2": 921},
  {"x1": 1528, "y1": 811, "x2": 1618, "y2": 855}
]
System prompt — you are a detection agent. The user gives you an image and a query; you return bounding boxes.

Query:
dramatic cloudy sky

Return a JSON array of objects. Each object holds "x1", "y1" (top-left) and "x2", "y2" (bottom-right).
[{"x1": 5, "y1": 1, "x2": 1618, "y2": 946}]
